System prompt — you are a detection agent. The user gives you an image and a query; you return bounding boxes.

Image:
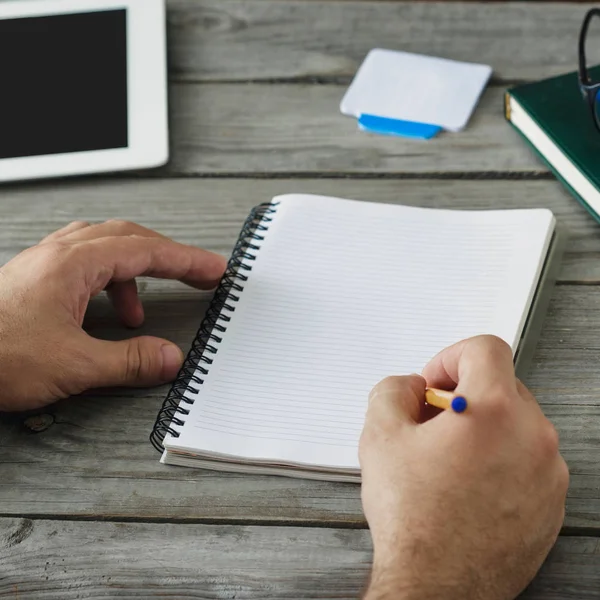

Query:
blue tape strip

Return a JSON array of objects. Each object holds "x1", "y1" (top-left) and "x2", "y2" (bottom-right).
[{"x1": 358, "y1": 114, "x2": 441, "y2": 139}]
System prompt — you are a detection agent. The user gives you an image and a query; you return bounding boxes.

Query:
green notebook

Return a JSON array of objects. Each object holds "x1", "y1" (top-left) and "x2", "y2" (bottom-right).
[{"x1": 505, "y1": 66, "x2": 600, "y2": 224}]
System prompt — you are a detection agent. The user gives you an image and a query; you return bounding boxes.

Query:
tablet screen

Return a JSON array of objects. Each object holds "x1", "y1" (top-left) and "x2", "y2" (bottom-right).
[{"x1": 0, "y1": 9, "x2": 128, "y2": 160}]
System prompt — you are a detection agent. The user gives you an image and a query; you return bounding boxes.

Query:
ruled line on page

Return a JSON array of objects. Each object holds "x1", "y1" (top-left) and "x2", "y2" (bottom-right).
[{"x1": 170, "y1": 195, "x2": 554, "y2": 469}]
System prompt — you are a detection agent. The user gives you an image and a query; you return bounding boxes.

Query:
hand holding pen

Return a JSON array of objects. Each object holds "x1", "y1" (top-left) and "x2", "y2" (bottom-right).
[{"x1": 360, "y1": 335, "x2": 568, "y2": 600}]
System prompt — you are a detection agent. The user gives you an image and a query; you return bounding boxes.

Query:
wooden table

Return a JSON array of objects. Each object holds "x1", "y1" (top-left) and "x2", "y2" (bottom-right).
[{"x1": 3, "y1": 1, "x2": 600, "y2": 597}]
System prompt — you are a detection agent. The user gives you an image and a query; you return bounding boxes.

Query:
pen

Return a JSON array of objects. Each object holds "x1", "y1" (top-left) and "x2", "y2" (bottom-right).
[{"x1": 425, "y1": 388, "x2": 468, "y2": 413}]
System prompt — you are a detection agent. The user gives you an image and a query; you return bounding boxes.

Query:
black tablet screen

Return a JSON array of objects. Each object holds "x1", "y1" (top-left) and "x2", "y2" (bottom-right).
[{"x1": 0, "y1": 9, "x2": 128, "y2": 159}]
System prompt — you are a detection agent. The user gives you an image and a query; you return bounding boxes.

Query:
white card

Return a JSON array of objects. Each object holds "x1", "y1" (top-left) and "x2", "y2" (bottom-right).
[{"x1": 340, "y1": 49, "x2": 492, "y2": 132}]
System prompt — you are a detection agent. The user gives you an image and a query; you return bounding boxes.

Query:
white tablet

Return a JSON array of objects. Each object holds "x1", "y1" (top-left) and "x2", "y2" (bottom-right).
[{"x1": 0, "y1": 0, "x2": 168, "y2": 183}]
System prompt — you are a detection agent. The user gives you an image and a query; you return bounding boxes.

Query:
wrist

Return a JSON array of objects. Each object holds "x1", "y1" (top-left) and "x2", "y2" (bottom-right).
[
  {"x1": 363, "y1": 558, "x2": 417, "y2": 600},
  {"x1": 364, "y1": 580, "x2": 418, "y2": 600},
  {"x1": 364, "y1": 551, "x2": 464, "y2": 600},
  {"x1": 364, "y1": 572, "x2": 448, "y2": 600}
]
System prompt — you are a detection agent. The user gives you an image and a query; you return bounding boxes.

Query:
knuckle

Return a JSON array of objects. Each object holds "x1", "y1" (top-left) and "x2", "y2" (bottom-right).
[
  {"x1": 127, "y1": 233, "x2": 148, "y2": 241},
  {"x1": 471, "y1": 334, "x2": 512, "y2": 362},
  {"x1": 516, "y1": 378, "x2": 536, "y2": 402},
  {"x1": 125, "y1": 339, "x2": 146, "y2": 381},
  {"x1": 370, "y1": 375, "x2": 415, "y2": 403},
  {"x1": 41, "y1": 239, "x2": 69, "y2": 253},
  {"x1": 106, "y1": 219, "x2": 136, "y2": 234},
  {"x1": 371, "y1": 376, "x2": 401, "y2": 396},
  {"x1": 367, "y1": 377, "x2": 399, "y2": 421},
  {"x1": 35, "y1": 240, "x2": 75, "y2": 263},
  {"x1": 358, "y1": 427, "x2": 378, "y2": 463},
  {"x1": 539, "y1": 421, "x2": 560, "y2": 456},
  {"x1": 68, "y1": 220, "x2": 90, "y2": 228},
  {"x1": 358, "y1": 433, "x2": 368, "y2": 463},
  {"x1": 484, "y1": 388, "x2": 514, "y2": 417},
  {"x1": 359, "y1": 426, "x2": 375, "y2": 450},
  {"x1": 557, "y1": 457, "x2": 570, "y2": 492}
]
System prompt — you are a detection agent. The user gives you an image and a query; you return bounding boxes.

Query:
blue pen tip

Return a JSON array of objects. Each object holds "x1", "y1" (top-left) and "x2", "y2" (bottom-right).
[{"x1": 451, "y1": 396, "x2": 468, "y2": 413}]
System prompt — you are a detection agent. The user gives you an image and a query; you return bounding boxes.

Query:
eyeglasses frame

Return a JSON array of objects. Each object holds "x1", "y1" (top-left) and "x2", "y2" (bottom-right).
[{"x1": 579, "y1": 8, "x2": 600, "y2": 132}]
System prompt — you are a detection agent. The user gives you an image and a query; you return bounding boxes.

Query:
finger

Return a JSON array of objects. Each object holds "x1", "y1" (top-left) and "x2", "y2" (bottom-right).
[
  {"x1": 420, "y1": 401, "x2": 443, "y2": 423},
  {"x1": 366, "y1": 375, "x2": 426, "y2": 429},
  {"x1": 106, "y1": 280, "x2": 144, "y2": 328},
  {"x1": 39, "y1": 221, "x2": 91, "y2": 244},
  {"x1": 83, "y1": 336, "x2": 184, "y2": 388},
  {"x1": 421, "y1": 335, "x2": 517, "y2": 399},
  {"x1": 55, "y1": 219, "x2": 170, "y2": 243},
  {"x1": 78, "y1": 235, "x2": 227, "y2": 294}
]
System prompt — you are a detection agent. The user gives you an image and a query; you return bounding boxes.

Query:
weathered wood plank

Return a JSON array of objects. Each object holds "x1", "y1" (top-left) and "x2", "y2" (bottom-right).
[
  {"x1": 0, "y1": 82, "x2": 568, "y2": 177},
  {"x1": 165, "y1": 1, "x2": 593, "y2": 82},
  {"x1": 159, "y1": 84, "x2": 547, "y2": 175},
  {"x1": 2, "y1": 179, "x2": 600, "y2": 527},
  {"x1": 0, "y1": 177, "x2": 598, "y2": 281},
  {"x1": 0, "y1": 518, "x2": 599, "y2": 599},
  {"x1": 1, "y1": 284, "x2": 600, "y2": 527}
]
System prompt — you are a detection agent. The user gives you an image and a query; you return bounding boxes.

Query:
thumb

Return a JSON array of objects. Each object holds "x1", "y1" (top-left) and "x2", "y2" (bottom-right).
[
  {"x1": 366, "y1": 375, "x2": 426, "y2": 428},
  {"x1": 85, "y1": 336, "x2": 184, "y2": 388}
]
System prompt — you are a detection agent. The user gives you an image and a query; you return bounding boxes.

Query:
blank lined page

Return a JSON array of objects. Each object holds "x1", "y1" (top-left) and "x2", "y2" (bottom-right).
[{"x1": 166, "y1": 194, "x2": 555, "y2": 470}]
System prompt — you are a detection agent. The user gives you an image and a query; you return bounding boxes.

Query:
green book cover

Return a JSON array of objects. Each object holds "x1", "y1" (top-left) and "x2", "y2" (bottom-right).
[{"x1": 506, "y1": 66, "x2": 600, "y2": 223}]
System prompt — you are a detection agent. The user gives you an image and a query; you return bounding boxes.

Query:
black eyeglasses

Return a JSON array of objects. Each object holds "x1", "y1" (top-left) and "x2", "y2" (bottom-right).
[{"x1": 579, "y1": 8, "x2": 600, "y2": 132}]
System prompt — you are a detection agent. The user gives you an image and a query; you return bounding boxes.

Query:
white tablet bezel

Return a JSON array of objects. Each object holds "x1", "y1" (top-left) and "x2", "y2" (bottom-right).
[{"x1": 0, "y1": 0, "x2": 168, "y2": 183}]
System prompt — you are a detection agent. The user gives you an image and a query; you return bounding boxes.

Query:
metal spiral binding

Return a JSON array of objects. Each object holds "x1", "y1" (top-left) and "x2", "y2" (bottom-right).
[{"x1": 150, "y1": 201, "x2": 279, "y2": 452}]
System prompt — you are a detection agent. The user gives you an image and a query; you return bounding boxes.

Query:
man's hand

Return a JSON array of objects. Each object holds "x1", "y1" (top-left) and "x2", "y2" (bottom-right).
[
  {"x1": 359, "y1": 335, "x2": 569, "y2": 600},
  {"x1": 0, "y1": 220, "x2": 227, "y2": 412}
]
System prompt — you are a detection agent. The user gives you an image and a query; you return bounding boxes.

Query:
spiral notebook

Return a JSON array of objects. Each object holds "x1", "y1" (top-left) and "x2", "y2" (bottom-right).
[{"x1": 150, "y1": 194, "x2": 560, "y2": 482}]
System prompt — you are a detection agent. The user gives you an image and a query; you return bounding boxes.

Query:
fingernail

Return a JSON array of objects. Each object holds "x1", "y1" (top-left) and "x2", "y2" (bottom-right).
[{"x1": 161, "y1": 344, "x2": 184, "y2": 379}]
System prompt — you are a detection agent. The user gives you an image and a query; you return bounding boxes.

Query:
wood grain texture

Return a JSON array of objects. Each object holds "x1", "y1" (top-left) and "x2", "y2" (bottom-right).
[
  {"x1": 1, "y1": 283, "x2": 600, "y2": 527},
  {"x1": 1, "y1": 518, "x2": 600, "y2": 599},
  {"x1": 156, "y1": 83, "x2": 548, "y2": 175},
  {"x1": 165, "y1": 1, "x2": 593, "y2": 82},
  {"x1": 0, "y1": 519, "x2": 371, "y2": 599},
  {"x1": 2, "y1": 179, "x2": 600, "y2": 527},
  {"x1": 1, "y1": 2, "x2": 598, "y2": 598},
  {"x1": 0, "y1": 177, "x2": 599, "y2": 281}
]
